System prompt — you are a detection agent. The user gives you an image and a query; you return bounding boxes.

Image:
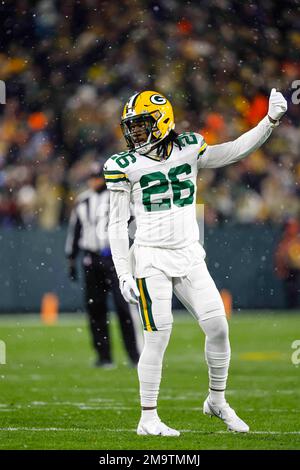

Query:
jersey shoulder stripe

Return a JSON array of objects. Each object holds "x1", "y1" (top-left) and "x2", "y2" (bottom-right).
[
  {"x1": 104, "y1": 170, "x2": 129, "y2": 183},
  {"x1": 198, "y1": 141, "x2": 207, "y2": 159}
]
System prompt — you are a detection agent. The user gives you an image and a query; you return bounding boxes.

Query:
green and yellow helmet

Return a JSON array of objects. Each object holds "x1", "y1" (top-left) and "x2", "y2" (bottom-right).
[{"x1": 120, "y1": 90, "x2": 175, "y2": 154}]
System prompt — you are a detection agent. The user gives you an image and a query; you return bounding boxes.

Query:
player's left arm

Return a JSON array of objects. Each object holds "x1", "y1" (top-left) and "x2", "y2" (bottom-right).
[{"x1": 198, "y1": 89, "x2": 287, "y2": 169}]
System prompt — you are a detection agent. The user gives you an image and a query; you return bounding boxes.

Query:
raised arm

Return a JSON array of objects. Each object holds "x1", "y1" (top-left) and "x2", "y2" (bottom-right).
[{"x1": 198, "y1": 89, "x2": 287, "y2": 169}]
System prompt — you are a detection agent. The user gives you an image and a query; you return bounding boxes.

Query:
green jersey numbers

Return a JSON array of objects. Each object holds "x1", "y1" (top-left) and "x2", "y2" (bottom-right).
[
  {"x1": 140, "y1": 163, "x2": 195, "y2": 212},
  {"x1": 111, "y1": 151, "x2": 136, "y2": 169},
  {"x1": 140, "y1": 171, "x2": 171, "y2": 212},
  {"x1": 178, "y1": 132, "x2": 198, "y2": 148},
  {"x1": 169, "y1": 164, "x2": 195, "y2": 208}
]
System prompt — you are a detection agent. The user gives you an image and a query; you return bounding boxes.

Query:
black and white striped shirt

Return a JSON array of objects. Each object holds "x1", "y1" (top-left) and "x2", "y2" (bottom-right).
[{"x1": 65, "y1": 188, "x2": 110, "y2": 259}]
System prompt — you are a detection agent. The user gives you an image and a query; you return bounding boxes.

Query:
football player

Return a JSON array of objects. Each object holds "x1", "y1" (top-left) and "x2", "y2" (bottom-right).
[{"x1": 104, "y1": 89, "x2": 287, "y2": 436}]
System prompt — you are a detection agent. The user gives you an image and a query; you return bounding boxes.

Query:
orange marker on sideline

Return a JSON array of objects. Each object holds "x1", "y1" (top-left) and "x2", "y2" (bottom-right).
[
  {"x1": 220, "y1": 289, "x2": 232, "y2": 319},
  {"x1": 41, "y1": 293, "x2": 59, "y2": 325}
]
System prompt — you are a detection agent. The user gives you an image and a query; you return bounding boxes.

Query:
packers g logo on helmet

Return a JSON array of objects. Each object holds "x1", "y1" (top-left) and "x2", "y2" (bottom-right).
[
  {"x1": 120, "y1": 91, "x2": 175, "y2": 155},
  {"x1": 150, "y1": 94, "x2": 167, "y2": 105}
]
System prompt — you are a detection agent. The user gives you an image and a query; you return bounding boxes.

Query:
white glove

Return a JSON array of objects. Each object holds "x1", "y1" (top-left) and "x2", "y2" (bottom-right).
[
  {"x1": 268, "y1": 88, "x2": 287, "y2": 122},
  {"x1": 119, "y1": 273, "x2": 140, "y2": 304}
]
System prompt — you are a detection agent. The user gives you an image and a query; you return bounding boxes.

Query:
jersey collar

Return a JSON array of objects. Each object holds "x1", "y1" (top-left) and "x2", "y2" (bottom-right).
[{"x1": 139, "y1": 141, "x2": 174, "y2": 162}]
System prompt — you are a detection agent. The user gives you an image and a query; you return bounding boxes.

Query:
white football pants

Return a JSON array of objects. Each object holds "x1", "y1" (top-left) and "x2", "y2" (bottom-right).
[{"x1": 136, "y1": 261, "x2": 230, "y2": 408}]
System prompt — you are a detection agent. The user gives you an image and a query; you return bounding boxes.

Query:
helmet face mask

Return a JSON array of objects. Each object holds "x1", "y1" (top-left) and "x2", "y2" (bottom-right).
[
  {"x1": 120, "y1": 113, "x2": 157, "y2": 154},
  {"x1": 120, "y1": 91, "x2": 175, "y2": 155}
]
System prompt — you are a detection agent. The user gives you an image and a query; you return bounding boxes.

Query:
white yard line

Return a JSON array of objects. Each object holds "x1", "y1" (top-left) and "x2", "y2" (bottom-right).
[{"x1": 0, "y1": 427, "x2": 300, "y2": 435}]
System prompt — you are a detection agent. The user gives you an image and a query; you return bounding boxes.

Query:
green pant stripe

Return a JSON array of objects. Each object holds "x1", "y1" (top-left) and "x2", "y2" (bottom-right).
[{"x1": 142, "y1": 278, "x2": 157, "y2": 331}]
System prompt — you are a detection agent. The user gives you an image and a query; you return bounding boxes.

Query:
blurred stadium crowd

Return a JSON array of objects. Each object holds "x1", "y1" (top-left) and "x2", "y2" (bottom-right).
[{"x1": 1, "y1": 0, "x2": 300, "y2": 229}]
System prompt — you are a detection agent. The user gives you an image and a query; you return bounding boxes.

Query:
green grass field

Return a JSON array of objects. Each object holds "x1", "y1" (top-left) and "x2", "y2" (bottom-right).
[{"x1": 0, "y1": 311, "x2": 300, "y2": 450}]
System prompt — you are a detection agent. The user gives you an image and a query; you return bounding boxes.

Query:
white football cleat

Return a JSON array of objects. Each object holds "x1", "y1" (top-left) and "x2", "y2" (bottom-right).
[
  {"x1": 137, "y1": 418, "x2": 180, "y2": 437},
  {"x1": 203, "y1": 396, "x2": 249, "y2": 433}
]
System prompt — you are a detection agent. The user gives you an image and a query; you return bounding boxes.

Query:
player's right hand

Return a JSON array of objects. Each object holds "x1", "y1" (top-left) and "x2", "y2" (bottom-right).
[
  {"x1": 119, "y1": 273, "x2": 140, "y2": 304},
  {"x1": 268, "y1": 88, "x2": 287, "y2": 122}
]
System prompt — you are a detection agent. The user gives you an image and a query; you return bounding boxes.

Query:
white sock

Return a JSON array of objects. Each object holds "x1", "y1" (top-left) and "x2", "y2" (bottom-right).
[
  {"x1": 209, "y1": 388, "x2": 226, "y2": 406},
  {"x1": 206, "y1": 349, "x2": 230, "y2": 405},
  {"x1": 141, "y1": 408, "x2": 159, "y2": 422},
  {"x1": 199, "y1": 316, "x2": 231, "y2": 406},
  {"x1": 138, "y1": 329, "x2": 171, "y2": 408}
]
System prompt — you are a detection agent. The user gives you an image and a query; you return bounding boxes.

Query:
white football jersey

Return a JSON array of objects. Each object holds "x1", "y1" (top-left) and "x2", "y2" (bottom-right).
[{"x1": 104, "y1": 132, "x2": 207, "y2": 249}]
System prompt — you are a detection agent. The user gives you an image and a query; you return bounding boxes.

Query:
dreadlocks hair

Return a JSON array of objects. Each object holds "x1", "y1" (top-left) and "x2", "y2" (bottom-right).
[
  {"x1": 167, "y1": 130, "x2": 182, "y2": 150},
  {"x1": 156, "y1": 130, "x2": 182, "y2": 159}
]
